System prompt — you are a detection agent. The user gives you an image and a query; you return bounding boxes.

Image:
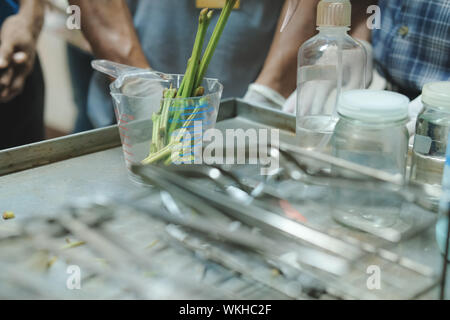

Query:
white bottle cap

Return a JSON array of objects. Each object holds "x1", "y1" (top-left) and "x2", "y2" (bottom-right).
[
  {"x1": 338, "y1": 90, "x2": 410, "y2": 123},
  {"x1": 422, "y1": 81, "x2": 450, "y2": 110},
  {"x1": 317, "y1": 0, "x2": 351, "y2": 27}
]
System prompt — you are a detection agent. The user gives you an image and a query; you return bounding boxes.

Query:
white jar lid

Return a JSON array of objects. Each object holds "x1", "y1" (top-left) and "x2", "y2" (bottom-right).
[
  {"x1": 338, "y1": 90, "x2": 409, "y2": 123},
  {"x1": 422, "y1": 81, "x2": 450, "y2": 110}
]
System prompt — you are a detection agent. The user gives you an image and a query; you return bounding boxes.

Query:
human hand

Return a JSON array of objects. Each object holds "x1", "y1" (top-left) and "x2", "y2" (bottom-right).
[
  {"x1": 243, "y1": 83, "x2": 286, "y2": 110},
  {"x1": 0, "y1": 13, "x2": 41, "y2": 103}
]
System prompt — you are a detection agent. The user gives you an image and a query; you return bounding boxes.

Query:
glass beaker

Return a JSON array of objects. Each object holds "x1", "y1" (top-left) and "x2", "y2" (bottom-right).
[{"x1": 110, "y1": 74, "x2": 223, "y2": 181}]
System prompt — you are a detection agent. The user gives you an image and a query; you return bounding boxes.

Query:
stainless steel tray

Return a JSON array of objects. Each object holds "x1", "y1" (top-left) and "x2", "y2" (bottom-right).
[
  {"x1": 0, "y1": 99, "x2": 446, "y2": 299},
  {"x1": 0, "y1": 99, "x2": 297, "y2": 218}
]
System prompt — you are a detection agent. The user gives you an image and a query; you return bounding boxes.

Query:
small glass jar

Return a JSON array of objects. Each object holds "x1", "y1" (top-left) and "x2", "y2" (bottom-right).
[
  {"x1": 331, "y1": 90, "x2": 410, "y2": 230},
  {"x1": 410, "y1": 82, "x2": 450, "y2": 210},
  {"x1": 436, "y1": 131, "x2": 450, "y2": 259}
]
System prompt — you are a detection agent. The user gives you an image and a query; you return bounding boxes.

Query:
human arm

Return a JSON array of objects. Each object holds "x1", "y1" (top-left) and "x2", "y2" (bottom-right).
[
  {"x1": 254, "y1": 0, "x2": 319, "y2": 99},
  {"x1": 68, "y1": 0, "x2": 149, "y2": 69},
  {"x1": 0, "y1": 0, "x2": 45, "y2": 102}
]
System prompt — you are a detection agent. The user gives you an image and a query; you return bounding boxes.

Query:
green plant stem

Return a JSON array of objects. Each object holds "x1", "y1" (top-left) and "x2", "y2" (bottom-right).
[
  {"x1": 169, "y1": 9, "x2": 213, "y2": 136},
  {"x1": 180, "y1": 8, "x2": 211, "y2": 98},
  {"x1": 151, "y1": 113, "x2": 161, "y2": 152},
  {"x1": 145, "y1": 3, "x2": 235, "y2": 165},
  {"x1": 160, "y1": 87, "x2": 177, "y2": 144},
  {"x1": 142, "y1": 143, "x2": 174, "y2": 165},
  {"x1": 144, "y1": 97, "x2": 207, "y2": 165},
  {"x1": 195, "y1": 0, "x2": 237, "y2": 89}
]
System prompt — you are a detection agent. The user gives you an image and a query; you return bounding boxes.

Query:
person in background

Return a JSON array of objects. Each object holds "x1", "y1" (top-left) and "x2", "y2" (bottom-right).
[
  {"x1": 242, "y1": 0, "x2": 320, "y2": 109},
  {"x1": 66, "y1": 44, "x2": 94, "y2": 133},
  {"x1": 372, "y1": 0, "x2": 450, "y2": 99},
  {"x1": 0, "y1": 0, "x2": 45, "y2": 150},
  {"x1": 372, "y1": 0, "x2": 450, "y2": 134},
  {"x1": 68, "y1": 0, "x2": 299, "y2": 129}
]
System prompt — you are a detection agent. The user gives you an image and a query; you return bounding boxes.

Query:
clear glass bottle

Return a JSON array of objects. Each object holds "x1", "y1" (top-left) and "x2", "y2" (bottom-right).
[
  {"x1": 410, "y1": 82, "x2": 450, "y2": 211},
  {"x1": 331, "y1": 90, "x2": 410, "y2": 230},
  {"x1": 296, "y1": 0, "x2": 366, "y2": 153}
]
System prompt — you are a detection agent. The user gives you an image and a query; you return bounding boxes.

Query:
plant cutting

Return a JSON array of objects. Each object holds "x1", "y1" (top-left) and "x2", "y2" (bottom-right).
[{"x1": 142, "y1": 0, "x2": 237, "y2": 165}]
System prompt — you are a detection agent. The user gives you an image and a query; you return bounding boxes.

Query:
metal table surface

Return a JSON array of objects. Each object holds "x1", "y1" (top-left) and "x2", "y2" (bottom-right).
[
  {"x1": 0, "y1": 99, "x2": 297, "y2": 219},
  {"x1": 0, "y1": 99, "x2": 448, "y2": 299},
  {"x1": 0, "y1": 146, "x2": 138, "y2": 219}
]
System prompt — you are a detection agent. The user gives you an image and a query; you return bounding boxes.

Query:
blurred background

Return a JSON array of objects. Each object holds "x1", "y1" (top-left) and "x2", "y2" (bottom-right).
[{"x1": 39, "y1": 0, "x2": 90, "y2": 138}]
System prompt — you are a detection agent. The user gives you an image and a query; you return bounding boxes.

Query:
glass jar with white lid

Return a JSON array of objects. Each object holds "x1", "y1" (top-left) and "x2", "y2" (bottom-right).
[
  {"x1": 331, "y1": 90, "x2": 410, "y2": 230},
  {"x1": 410, "y1": 81, "x2": 450, "y2": 210}
]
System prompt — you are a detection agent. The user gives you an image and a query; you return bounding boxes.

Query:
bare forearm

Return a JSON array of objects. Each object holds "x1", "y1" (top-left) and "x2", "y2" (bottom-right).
[
  {"x1": 18, "y1": 0, "x2": 45, "y2": 40},
  {"x1": 69, "y1": 0, "x2": 149, "y2": 68},
  {"x1": 256, "y1": 0, "x2": 319, "y2": 98}
]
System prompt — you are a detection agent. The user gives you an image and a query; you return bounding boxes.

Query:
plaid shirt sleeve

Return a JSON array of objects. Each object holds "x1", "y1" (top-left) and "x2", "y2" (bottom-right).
[{"x1": 372, "y1": 0, "x2": 450, "y2": 97}]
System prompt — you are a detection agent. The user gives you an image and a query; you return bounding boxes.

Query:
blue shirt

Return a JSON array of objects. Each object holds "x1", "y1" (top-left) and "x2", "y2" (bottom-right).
[
  {"x1": 87, "y1": 0, "x2": 283, "y2": 127},
  {"x1": 0, "y1": 0, "x2": 18, "y2": 26},
  {"x1": 372, "y1": 0, "x2": 450, "y2": 98}
]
